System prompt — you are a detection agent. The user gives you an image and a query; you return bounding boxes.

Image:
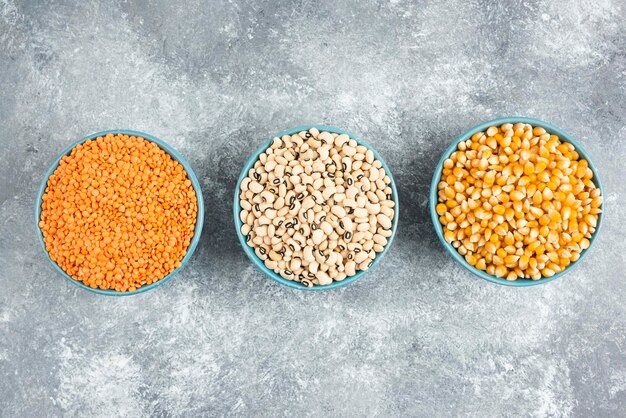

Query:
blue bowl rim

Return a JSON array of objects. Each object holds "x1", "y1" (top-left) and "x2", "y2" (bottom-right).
[
  {"x1": 233, "y1": 125, "x2": 400, "y2": 291},
  {"x1": 34, "y1": 129, "x2": 205, "y2": 296},
  {"x1": 429, "y1": 116, "x2": 604, "y2": 287}
]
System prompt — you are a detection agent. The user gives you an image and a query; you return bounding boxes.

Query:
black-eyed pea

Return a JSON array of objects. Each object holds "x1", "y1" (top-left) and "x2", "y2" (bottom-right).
[
  {"x1": 353, "y1": 231, "x2": 365, "y2": 243},
  {"x1": 318, "y1": 147, "x2": 329, "y2": 161},
  {"x1": 356, "y1": 195, "x2": 367, "y2": 208},
  {"x1": 312, "y1": 229, "x2": 325, "y2": 245},
  {"x1": 343, "y1": 145, "x2": 357, "y2": 157},
  {"x1": 322, "y1": 186, "x2": 336, "y2": 201},
  {"x1": 334, "y1": 134, "x2": 349, "y2": 147},
  {"x1": 342, "y1": 198, "x2": 357, "y2": 209},
  {"x1": 314, "y1": 211, "x2": 326, "y2": 224},
  {"x1": 345, "y1": 261, "x2": 356, "y2": 276},
  {"x1": 303, "y1": 246, "x2": 315, "y2": 263},
  {"x1": 358, "y1": 259, "x2": 371, "y2": 271},
  {"x1": 241, "y1": 177, "x2": 252, "y2": 192},
  {"x1": 280, "y1": 269, "x2": 295, "y2": 280},
  {"x1": 265, "y1": 208, "x2": 277, "y2": 219},
  {"x1": 307, "y1": 192, "x2": 321, "y2": 206},
  {"x1": 241, "y1": 224, "x2": 251, "y2": 236},
  {"x1": 369, "y1": 216, "x2": 378, "y2": 233},
  {"x1": 333, "y1": 193, "x2": 346, "y2": 204},
  {"x1": 289, "y1": 174, "x2": 301, "y2": 185},
  {"x1": 341, "y1": 156, "x2": 353, "y2": 173},
  {"x1": 346, "y1": 186, "x2": 359, "y2": 200},
  {"x1": 239, "y1": 210, "x2": 249, "y2": 223},
  {"x1": 321, "y1": 178, "x2": 334, "y2": 189},
  {"x1": 373, "y1": 234, "x2": 387, "y2": 246},
  {"x1": 341, "y1": 217, "x2": 353, "y2": 232},
  {"x1": 248, "y1": 181, "x2": 263, "y2": 194},
  {"x1": 363, "y1": 240, "x2": 374, "y2": 252},
  {"x1": 377, "y1": 206, "x2": 393, "y2": 219},
  {"x1": 366, "y1": 191, "x2": 379, "y2": 204},
  {"x1": 318, "y1": 131, "x2": 333, "y2": 144},
  {"x1": 316, "y1": 271, "x2": 332, "y2": 285},
  {"x1": 353, "y1": 207, "x2": 368, "y2": 218},
  {"x1": 254, "y1": 225, "x2": 268, "y2": 237},
  {"x1": 305, "y1": 127, "x2": 318, "y2": 138},
  {"x1": 258, "y1": 201, "x2": 273, "y2": 212},
  {"x1": 290, "y1": 258, "x2": 302, "y2": 272},
  {"x1": 292, "y1": 135, "x2": 304, "y2": 147},
  {"x1": 255, "y1": 247, "x2": 268, "y2": 260},
  {"x1": 271, "y1": 137, "x2": 283, "y2": 149},
  {"x1": 369, "y1": 168, "x2": 379, "y2": 182},
  {"x1": 274, "y1": 164, "x2": 286, "y2": 178},
  {"x1": 319, "y1": 221, "x2": 333, "y2": 235},
  {"x1": 331, "y1": 205, "x2": 347, "y2": 218},
  {"x1": 326, "y1": 252, "x2": 337, "y2": 266}
]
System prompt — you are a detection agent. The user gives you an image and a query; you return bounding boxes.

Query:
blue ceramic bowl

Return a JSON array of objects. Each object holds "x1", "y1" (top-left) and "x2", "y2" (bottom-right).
[
  {"x1": 430, "y1": 117, "x2": 604, "y2": 286},
  {"x1": 234, "y1": 125, "x2": 399, "y2": 291},
  {"x1": 35, "y1": 130, "x2": 205, "y2": 296}
]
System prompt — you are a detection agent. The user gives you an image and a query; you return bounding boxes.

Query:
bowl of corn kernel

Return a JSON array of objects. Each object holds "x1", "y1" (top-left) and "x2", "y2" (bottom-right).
[
  {"x1": 35, "y1": 130, "x2": 204, "y2": 295},
  {"x1": 430, "y1": 117, "x2": 604, "y2": 286}
]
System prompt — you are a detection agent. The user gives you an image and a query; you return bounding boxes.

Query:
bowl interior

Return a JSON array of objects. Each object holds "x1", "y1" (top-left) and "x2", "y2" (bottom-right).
[
  {"x1": 430, "y1": 117, "x2": 604, "y2": 286},
  {"x1": 233, "y1": 125, "x2": 399, "y2": 291},
  {"x1": 35, "y1": 129, "x2": 205, "y2": 296}
]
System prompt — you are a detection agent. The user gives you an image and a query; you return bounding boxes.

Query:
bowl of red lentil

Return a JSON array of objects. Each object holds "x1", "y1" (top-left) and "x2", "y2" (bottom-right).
[
  {"x1": 430, "y1": 117, "x2": 604, "y2": 286},
  {"x1": 35, "y1": 130, "x2": 204, "y2": 295}
]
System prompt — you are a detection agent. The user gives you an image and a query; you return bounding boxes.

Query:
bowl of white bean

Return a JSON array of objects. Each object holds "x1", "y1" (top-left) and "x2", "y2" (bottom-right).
[{"x1": 234, "y1": 125, "x2": 399, "y2": 290}]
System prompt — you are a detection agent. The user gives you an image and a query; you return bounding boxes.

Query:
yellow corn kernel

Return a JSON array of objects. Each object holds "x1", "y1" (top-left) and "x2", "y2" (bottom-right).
[
  {"x1": 475, "y1": 258, "x2": 486, "y2": 270},
  {"x1": 495, "y1": 265, "x2": 507, "y2": 278}
]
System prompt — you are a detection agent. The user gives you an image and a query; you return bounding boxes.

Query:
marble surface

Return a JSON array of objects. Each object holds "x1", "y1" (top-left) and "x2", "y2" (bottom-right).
[{"x1": 1, "y1": 0, "x2": 625, "y2": 416}]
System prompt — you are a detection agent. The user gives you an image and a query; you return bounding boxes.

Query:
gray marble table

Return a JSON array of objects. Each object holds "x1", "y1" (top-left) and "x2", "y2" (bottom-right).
[{"x1": 1, "y1": 0, "x2": 625, "y2": 416}]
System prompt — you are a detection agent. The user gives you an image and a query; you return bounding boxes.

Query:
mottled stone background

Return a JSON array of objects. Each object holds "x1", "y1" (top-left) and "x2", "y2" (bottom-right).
[{"x1": 1, "y1": 0, "x2": 625, "y2": 416}]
